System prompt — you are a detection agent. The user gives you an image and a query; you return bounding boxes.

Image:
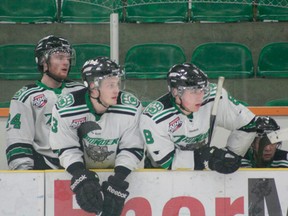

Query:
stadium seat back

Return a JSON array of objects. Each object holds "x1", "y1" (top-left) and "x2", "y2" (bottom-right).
[
  {"x1": 0, "y1": 101, "x2": 10, "y2": 108},
  {"x1": 0, "y1": 0, "x2": 57, "y2": 23},
  {"x1": 0, "y1": 44, "x2": 39, "y2": 80},
  {"x1": 191, "y1": 42, "x2": 254, "y2": 79},
  {"x1": 125, "y1": 0, "x2": 189, "y2": 23},
  {"x1": 265, "y1": 98, "x2": 288, "y2": 106},
  {"x1": 125, "y1": 43, "x2": 186, "y2": 79},
  {"x1": 257, "y1": 42, "x2": 288, "y2": 78},
  {"x1": 70, "y1": 44, "x2": 110, "y2": 79},
  {"x1": 257, "y1": 0, "x2": 288, "y2": 21},
  {"x1": 191, "y1": 1, "x2": 253, "y2": 22},
  {"x1": 60, "y1": 0, "x2": 121, "y2": 23}
]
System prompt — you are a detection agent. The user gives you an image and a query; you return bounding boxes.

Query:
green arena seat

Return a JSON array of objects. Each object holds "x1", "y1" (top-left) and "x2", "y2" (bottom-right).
[
  {"x1": 257, "y1": 0, "x2": 288, "y2": 21},
  {"x1": 191, "y1": 0, "x2": 253, "y2": 22},
  {"x1": 70, "y1": 44, "x2": 110, "y2": 79},
  {"x1": 124, "y1": 43, "x2": 186, "y2": 79},
  {"x1": 60, "y1": 0, "x2": 121, "y2": 23},
  {"x1": 0, "y1": 44, "x2": 39, "y2": 80},
  {"x1": 0, "y1": 0, "x2": 57, "y2": 23},
  {"x1": 124, "y1": 0, "x2": 189, "y2": 23},
  {"x1": 257, "y1": 42, "x2": 288, "y2": 78},
  {"x1": 191, "y1": 42, "x2": 254, "y2": 79},
  {"x1": 264, "y1": 98, "x2": 288, "y2": 106},
  {"x1": 0, "y1": 101, "x2": 10, "y2": 108}
]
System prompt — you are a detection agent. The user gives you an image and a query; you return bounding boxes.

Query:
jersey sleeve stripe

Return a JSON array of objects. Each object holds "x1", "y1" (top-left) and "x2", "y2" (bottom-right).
[{"x1": 17, "y1": 87, "x2": 44, "y2": 102}]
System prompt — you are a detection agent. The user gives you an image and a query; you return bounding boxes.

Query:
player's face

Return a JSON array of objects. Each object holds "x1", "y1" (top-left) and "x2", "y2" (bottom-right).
[
  {"x1": 47, "y1": 52, "x2": 71, "y2": 80},
  {"x1": 254, "y1": 138, "x2": 277, "y2": 161},
  {"x1": 99, "y1": 76, "x2": 120, "y2": 106},
  {"x1": 261, "y1": 143, "x2": 277, "y2": 161},
  {"x1": 179, "y1": 88, "x2": 206, "y2": 113}
]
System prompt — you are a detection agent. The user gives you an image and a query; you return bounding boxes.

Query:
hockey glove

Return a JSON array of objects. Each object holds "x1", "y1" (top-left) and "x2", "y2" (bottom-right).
[
  {"x1": 102, "y1": 175, "x2": 130, "y2": 216},
  {"x1": 70, "y1": 169, "x2": 103, "y2": 214},
  {"x1": 201, "y1": 146, "x2": 241, "y2": 174}
]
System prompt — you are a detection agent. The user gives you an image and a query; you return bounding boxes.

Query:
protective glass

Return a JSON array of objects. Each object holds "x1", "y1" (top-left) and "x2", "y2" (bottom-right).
[
  {"x1": 94, "y1": 69, "x2": 125, "y2": 90},
  {"x1": 181, "y1": 86, "x2": 210, "y2": 95},
  {"x1": 47, "y1": 47, "x2": 76, "y2": 66}
]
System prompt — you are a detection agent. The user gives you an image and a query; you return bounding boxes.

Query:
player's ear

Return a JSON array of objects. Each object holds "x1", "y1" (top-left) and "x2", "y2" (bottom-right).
[
  {"x1": 89, "y1": 83, "x2": 99, "y2": 96},
  {"x1": 43, "y1": 61, "x2": 48, "y2": 72},
  {"x1": 172, "y1": 88, "x2": 178, "y2": 98}
]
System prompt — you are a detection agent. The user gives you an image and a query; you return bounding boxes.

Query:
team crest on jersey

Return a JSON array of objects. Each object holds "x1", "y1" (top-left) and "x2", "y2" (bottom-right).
[
  {"x1": 56, "y1": 93, "x2": 74, "y2": 109},
  {"x1": 70, "y1": 117, "x2": 86, "y2": 129},
  {"x1": 143, "y1": 101, "x2": 164, "y2": 116},
  {"x1": 82, "y1": 135, "x2": 118, "y2": 162},
  {"x1": 169, "y1": 117, "x2": 183, "y2": 133},
  {"x1": 12, "y1": 86, "x2": 28, "y2": 100},
  {"x1": 86, "y1": 145, "x2": 114, "y2": 162},
  {"x1": 121, "y1": 92, "x2": 139, "y2": 107},
  {"x1": 32, "y1": 94, "x2": 47, "y2": 108}
]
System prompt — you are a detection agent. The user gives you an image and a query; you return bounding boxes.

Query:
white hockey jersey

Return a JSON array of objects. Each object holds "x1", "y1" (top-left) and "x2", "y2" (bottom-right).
[
  {"x1": 49, "y1": 88, "x2": 144, "y2": 171},
  {"x1": 140, "y1": 83, "x2": 256, "y2": 170},
  {"x1": 6, "y1": 80, "x2": 84, "y2": 170}
]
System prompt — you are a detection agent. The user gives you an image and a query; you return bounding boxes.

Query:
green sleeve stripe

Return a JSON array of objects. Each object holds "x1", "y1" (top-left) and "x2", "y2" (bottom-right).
[
  {"x1": 152, "y1": 107, "x2": 176, "y2": 121},
  {"x1": 6, "y1": 148, "x2": 33, "y2": 160},
  {"x1": 110, "y1": 105, "x2": 137, "y2": 112},
  {"x1": 18, "y1": 86, "x2": 42, "y2": 102},
  {"x1": 59, "y1": 105, "x2": 88, "y2": 114},
  {"x1": 161, "y1": 157, "x2": 173, "y2": 169}
]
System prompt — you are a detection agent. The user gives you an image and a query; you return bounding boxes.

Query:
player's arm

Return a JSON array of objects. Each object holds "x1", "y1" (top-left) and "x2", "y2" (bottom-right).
[
  {"x1": 76, "y1": 120, "x2": 132, "y2": 216},
  {"x1": 50, "y1": 104, "x2": 85, "y2": 169},
  {"x1": 101, "y1": 104, "x2": 143, "y2": 216},
  {"x1": 215, "y1": 88, "x2": 256, "y2": 156},
  {"x1": 6, "y1": 100, "x2": 35, "y2": 170},
  {"x1": 140, "y1": 114, "x2": 176, "y2": 169},
  {"x1": 115, "y1": 104, "x2": 144, "y2": 171},
  {"x1": 50, "y1": 109, "x2": 104, "y2": 214}
]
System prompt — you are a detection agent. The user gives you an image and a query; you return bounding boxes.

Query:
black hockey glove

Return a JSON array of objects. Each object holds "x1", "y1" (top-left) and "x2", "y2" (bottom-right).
[
  {"x1": 70, "y1": 169, "x2": 103, "y2": 214},
  {"x1": 101, "y1": 175, "x2": 130, "y2": 216},
  {"x1": 200, "y1": 146, "x2": 241, "y2": 174}
]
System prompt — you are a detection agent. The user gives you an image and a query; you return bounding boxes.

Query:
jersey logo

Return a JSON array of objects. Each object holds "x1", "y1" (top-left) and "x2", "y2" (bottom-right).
[
  {"x1": 121, "y1": 92, "x2": 139, "y2": 107},
  {"x1": 12, "y1": 86, "x2": 28, "y2": 100},
  {"x1": 169, "y1": 117, "x2": 183, "y2": 133},
  {"x1": 70, "y1": 117, "x2": 86, "y2": 129},
  {"x1": 82, "y1": 135, "x2": 119, "y2": 162},
  {"x1": 143, "y1": 101, "x2": 164, "y2": 116},
  {"x1": 85, "y1": 145, "x2": 114, "y2": 162},
  {"x1": 56, "y1": 93, "x2": 74, "y2": 109},
  {"x1": 33, "y1": 94, "x2": 47, "y2": 108}
]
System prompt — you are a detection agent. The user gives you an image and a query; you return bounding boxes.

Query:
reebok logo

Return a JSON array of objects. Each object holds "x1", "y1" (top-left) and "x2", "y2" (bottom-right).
[
  {"x1": 107, "y1": 186, "x2": 128, "y2": 199},
  {"x1": 71, "y1": 174, "x2": 87, "y2": 191}
]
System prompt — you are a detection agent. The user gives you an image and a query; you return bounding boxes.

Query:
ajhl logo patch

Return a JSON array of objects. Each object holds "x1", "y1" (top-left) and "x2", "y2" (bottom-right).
[
  {"x1": 70, "y1": 117, "x2": 86, "y2": 129},
  {"x1": 33, "y1": 94, "x2": 47, "y2": 108},
  {"x1": 169, "y1": 117, "x2": 183, "y2": 133}
]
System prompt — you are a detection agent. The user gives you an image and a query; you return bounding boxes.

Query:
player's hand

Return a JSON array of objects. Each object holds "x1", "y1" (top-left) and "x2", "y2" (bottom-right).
[
  {"x1": 201, "y1": 146, "x2": 241, "y2": 174},
  {"x1": 70, "y1": 169, "x2": 103, "y2": 214},
  {"x1": 101, "y1": 175, "x2": 129, "y2": 216}
]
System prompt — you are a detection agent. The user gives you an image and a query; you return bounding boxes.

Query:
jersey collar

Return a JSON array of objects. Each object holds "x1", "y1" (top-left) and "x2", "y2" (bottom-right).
[
  {"x1": 170, "y1": 96, "x2": 193, "y2": 119},
  {"x1": 85, "y1": 91, "x2": 102, "y2": 121},
  {"x1": 36, "y1": 80, "x2": 65, "y2": 95}
]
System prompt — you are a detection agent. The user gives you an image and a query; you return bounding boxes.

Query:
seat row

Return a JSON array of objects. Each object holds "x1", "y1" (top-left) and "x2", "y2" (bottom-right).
[
  {"x1": 0, "y1": 42, "x2": 287, "y2": 80},
  {"x1": 0, "y1": 0, "x2": 288, "y2": 23}
]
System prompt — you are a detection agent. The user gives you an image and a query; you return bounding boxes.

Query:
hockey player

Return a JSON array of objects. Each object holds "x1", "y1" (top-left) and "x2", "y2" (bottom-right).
[
  {"x1": 5, "y1": 35, "x2": 84, "y2": 170},
  {"x1": 140, "y1": 63, "x2": 257, "y2": 173},
  {"x1": 49, "y1": 57, "x2": 144, "y2": 215},
  {"x1": 241, "y1": 116, "x2": 288, "y2": 168}
]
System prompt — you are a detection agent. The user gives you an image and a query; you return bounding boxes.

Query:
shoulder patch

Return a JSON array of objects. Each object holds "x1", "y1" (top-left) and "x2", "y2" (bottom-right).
[
  {"x1": 56, "y1": 93, "x2": 74, "y2": 109},
  {"x1": 120, "y1": 92, "x2": 139, "y2": 107},
  {"x1": 143, "y1": 101, "x2": 164, "y2": 116}
]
